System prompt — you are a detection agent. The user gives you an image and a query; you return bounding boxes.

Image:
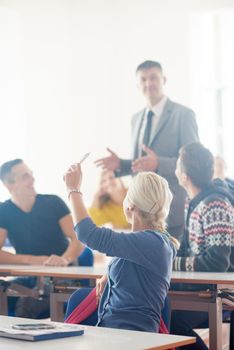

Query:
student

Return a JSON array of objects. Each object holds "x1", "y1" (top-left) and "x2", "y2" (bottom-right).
[
  {"x1": 171, "y1": 142, "x2": 234, "y2": 350},
  {"x1": 213, "y1": 155, "x2": 234, "y2": 197},
  {"x1": 64, "y1": 164, "x2": 178, "y2": 332},
  {"x1": 0, "y1": 159, "x2": 84, "y2": 318},
  {"x1": 88, "y1": 170, "x2": 129, "y2": 229}
]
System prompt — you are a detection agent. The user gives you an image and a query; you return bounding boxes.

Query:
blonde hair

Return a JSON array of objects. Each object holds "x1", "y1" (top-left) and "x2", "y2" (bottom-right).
[{"x1": 126, "y1": 172, "x2": 179, "y2": 250}]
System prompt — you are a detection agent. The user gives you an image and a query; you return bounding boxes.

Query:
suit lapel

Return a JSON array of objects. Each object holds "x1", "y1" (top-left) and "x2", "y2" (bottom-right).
[
  {"x1": 133, "y1": 109, "x2": 145, "y2": 159},
  {"x1": 149, "y1": 99, "x2": 173, "y2": 147}
]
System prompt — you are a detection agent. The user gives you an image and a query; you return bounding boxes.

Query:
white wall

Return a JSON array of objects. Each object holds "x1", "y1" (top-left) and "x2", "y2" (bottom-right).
[{"x1": 0, "y1": 0, "x2": 234, "y2": 202}]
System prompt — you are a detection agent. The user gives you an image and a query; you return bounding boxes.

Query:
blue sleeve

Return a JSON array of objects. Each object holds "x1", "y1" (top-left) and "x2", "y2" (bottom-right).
[{"x1": 75, "y1": 217, "x2": 175, "y2": 271}]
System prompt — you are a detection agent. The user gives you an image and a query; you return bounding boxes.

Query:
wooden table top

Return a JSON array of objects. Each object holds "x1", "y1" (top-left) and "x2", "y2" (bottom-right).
[
  {"x1": 1, "y1": 264, "x2": 234, "y2": 285},
  {"x1": 171, "y1": 271, "x2": 234, "y2": 285},
  {"x1": 5, "y1": 265, "x2": 107, "y2": 279},
  {"x1": 0, "y1": 316, "x2": 196, "y2": 350}
]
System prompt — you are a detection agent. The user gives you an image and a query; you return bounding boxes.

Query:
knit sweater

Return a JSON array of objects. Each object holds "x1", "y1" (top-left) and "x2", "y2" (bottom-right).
[{"x1": 174, "y1": 180, "x2": 234, "y2": 272}]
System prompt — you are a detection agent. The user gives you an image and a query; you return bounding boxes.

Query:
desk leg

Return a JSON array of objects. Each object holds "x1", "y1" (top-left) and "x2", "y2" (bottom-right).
[
  {"x1": 209, "y1": 297, "x2": 222, "y2": 350},
  {"x1": 50, "y1": 293, "x2": 65, "y2": 322},
  {"x1": 50, "y1": 292, "x2": 72, "y2": 322},
  {"x1": 0, "y1": 290, "x2": 8, "y2": 315}
]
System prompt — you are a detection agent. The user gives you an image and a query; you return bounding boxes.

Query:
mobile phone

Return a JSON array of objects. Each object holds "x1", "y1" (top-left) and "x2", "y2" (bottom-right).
[{"x1": 12, "y1": 323, "x2": 56, "y2": 330}]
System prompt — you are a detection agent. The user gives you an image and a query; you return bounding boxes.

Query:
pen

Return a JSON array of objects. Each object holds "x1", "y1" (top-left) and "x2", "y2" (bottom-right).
[{"x1": 79, "y1": 152, "x2": 90, "y2": 164}]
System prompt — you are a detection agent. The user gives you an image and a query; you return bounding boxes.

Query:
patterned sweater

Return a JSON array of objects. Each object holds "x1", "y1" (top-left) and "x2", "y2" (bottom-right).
[{"x1": 174, "y1": 181, "x2": 234, "y2": 272}]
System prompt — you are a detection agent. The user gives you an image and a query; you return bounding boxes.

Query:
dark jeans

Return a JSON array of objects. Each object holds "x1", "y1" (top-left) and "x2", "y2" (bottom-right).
[
  {"x1": 167, "y1": 225, "x2": 184, "y2": 241},
  {"x1": 230, "y1": 311, "x2": 234, "y2": 350},
  {"x1": 8, "y1": 276, "x2": 90, "y2": 319},
  {"x1": 171, "y1": 310, "x2": 233, "y2": 350},
  {"x1": 171, "y1": 310, "x2": 209, "y2": 350},
  {"x1": 8, "y1": 276, "x2": 50, "y2": 319}
]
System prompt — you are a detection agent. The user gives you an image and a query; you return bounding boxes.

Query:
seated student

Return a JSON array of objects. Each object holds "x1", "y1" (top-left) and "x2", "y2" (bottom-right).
[
  {"x1": 213, "y1": 155, "x2": 234, "y2": 197},
  {"x1": 0, "y1": 159, "x2": 84, "y2": 318},
  {"x1": 64, "y1": 163, "x2": 179, "y2": 333},
  {"x1": 88, "y1": 170, "x2": 130, "y2": 229},
  {"x1": 171, "y1": 142, "x2": 234, "y2": 350}
]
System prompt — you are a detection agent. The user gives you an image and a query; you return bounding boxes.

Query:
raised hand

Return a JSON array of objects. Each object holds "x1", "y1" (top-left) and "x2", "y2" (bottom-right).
[{"x1": 64, "y1": 163, "x2": 82, "y2": 191}]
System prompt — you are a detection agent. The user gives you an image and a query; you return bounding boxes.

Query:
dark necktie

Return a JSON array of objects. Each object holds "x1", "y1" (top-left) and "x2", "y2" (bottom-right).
[{"x1": 142, "y1": 110, "x2": 154, "y2": 155}]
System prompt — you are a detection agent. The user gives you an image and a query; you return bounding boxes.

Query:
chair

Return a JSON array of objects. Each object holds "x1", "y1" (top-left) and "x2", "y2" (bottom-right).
[
  {"x1": 77, "y1": 247, "x2": 94, "y2": 287},
  {"x1": 65, "y1": 287, "x2": 98, "y2": 325},
  {"x1": 65, "y1": 287, "x2": 175, "y2": 350},
  {"x1": 78, "y1": 247, "x2": 94, "y2": 267},
  {"x1": 161, "y1": 296, "x2": 170, "y2": 330}
]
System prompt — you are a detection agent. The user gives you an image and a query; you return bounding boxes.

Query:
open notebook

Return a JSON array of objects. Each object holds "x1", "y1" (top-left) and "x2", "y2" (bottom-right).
[{"x1": 0, "y1": 322, "x2": 84, "y2": 341}]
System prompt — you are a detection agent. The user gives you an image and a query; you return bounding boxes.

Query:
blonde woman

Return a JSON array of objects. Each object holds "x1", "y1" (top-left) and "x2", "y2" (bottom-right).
[
  {"x1": 64, "y1": 164, "x2": 178, "y2": 333},
  {"x1": 88, "y1": 170, "x2": 130, "y2": 229}
]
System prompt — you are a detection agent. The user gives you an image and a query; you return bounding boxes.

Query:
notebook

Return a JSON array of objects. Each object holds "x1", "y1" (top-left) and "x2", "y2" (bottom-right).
[{"x1": 0, "y1": 322, "x2": 84, "y2": 341}]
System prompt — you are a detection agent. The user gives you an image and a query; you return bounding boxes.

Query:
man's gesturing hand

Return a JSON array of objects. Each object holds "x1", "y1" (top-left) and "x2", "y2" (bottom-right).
[
  {"x1": 95, "y1": 148, "x2": 120, "y2": 171},
  {"x1": 131, "y1": 145, "x2": 158, "y2": 173}
]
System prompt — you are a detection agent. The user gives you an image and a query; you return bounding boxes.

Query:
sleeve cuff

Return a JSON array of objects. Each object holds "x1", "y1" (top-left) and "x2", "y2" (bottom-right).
[{"x1": 173, "y1": 257, "x2": 186, "y2": 271}]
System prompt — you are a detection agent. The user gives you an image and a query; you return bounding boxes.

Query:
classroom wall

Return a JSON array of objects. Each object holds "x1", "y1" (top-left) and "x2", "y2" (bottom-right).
[{"x1": 0, "y1": 0, "x2": 234, "y2": 202}]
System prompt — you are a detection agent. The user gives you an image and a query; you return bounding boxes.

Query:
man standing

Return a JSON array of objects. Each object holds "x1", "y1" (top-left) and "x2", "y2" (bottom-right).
[
  {"x1": 96, "y1": 60, "x2": 199, "y2": 239},
  {"x1": 0, "y1": 159, "x2": 84, "y2": 317}
]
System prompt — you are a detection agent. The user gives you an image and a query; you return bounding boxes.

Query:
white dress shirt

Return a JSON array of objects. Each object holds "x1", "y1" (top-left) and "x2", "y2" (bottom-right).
[{"x1": 138, "y1": 96, "x2": 168, "y2": 157}]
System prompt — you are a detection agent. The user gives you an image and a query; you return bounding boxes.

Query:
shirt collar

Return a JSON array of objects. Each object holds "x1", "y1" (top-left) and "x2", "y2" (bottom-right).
[{"x1": 146, "y1": 96, "x2": 167, "y2": 118}]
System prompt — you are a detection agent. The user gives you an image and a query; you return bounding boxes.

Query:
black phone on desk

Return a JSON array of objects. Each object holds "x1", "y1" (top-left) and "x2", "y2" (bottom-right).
[{"x1": 12, "y1": 323, "x2": 56, "y2": 330}]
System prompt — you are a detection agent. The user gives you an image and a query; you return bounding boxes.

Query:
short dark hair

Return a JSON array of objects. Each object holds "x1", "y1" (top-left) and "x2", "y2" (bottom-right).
[
  {"x1": 0, "y1": 159, "x2": 23, "y2": 183},
  {"x1": 179, "y1": 143, "x2": 214, "y2": 189},
  {"x1": 136, "y1": 60, "x2": 163, "y2": 73}
]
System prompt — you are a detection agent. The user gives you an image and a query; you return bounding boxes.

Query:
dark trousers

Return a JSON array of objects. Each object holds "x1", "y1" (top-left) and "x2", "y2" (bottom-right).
[
  {"x1": 171, "y1": 310, "x2": 234, "y2": 350},
  {"x1": 230, "y1": 311, "x2": 234, "y2": 350},
  {"x1": 167, "y1": 225, "x2": 184, "y2": 241},
  {"x1": 8, "y1": 277, "x2": 50, "y2": 319},
  {"x1": 171, "y1": 310, "x2": 209, "y2": 350}
]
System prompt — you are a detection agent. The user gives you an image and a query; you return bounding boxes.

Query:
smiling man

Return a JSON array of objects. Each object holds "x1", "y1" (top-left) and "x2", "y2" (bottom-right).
[
  {"x1": 0, "y1": 158, "x2": 84, "y2": 318},
  {"x1": 95, "y1": 60, "x2": 199, "y2": 239}
]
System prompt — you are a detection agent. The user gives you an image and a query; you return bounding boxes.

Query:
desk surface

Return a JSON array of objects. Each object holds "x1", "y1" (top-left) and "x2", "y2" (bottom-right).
[
  {"x1": 0, "y1": 264, "x2": 40, "y2": 274},
  {"x1": 0, "y1": 316, "x2": 195, "y2": 350},
  {"x1": 1, "y1": 264, "x2": 234, "y2": 284},
  {"x1": 171, "y1": 271, "x2": 234, "y2": 285},
  {"x1": 9, "y1": 266, "x2": 234, "y2": 284},
  {"x1": 9, "y1": 266, "x2": 107, "y2": 279}
]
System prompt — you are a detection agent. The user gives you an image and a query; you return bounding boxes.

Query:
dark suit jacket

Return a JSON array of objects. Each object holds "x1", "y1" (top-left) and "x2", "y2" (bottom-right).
[{"x1": 116, "y1": 99, "x2": 199, "y2": 238}]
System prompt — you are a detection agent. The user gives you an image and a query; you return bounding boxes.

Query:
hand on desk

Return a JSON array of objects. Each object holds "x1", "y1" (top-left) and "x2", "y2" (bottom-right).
[
  {"x1": 96, "y1": 274, "x2": 108, "y2": 305},
  {"x1": 27, "y1": 255, "x2": 49, "y2": 265},
  {"x1": 132, "y1": 145, "x2": 158, "y2": 173},
  {"x1": 43, "y1": 254, "x2": 69, "y2": 266}
]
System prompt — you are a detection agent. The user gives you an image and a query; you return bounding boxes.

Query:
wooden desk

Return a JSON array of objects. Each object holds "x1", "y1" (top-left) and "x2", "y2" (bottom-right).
[
  {"x1": 1, "y1": 266, "x2": 233, "y2": 349},
  {"x1": 0, "y1": 265, "x2": 45, "y2": 315},
  {"x1": 0, "y1": 264, "x2": 39, "y2": 275},
  {"x1": 170, "y1": 271, "x2": 234, "y2": 350},
  {"x1": 10, "y1": 266, "x2": 107, "y2": 279},
  {"x1": 0, "y1": 265, "x2": 106, "y2": 321},
  {"x1": 171, "y1": 271, "x2": 234, "y2": 285},
  {"x1": 0, "y1": 316, "x2": 195, "y2": 350}
]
